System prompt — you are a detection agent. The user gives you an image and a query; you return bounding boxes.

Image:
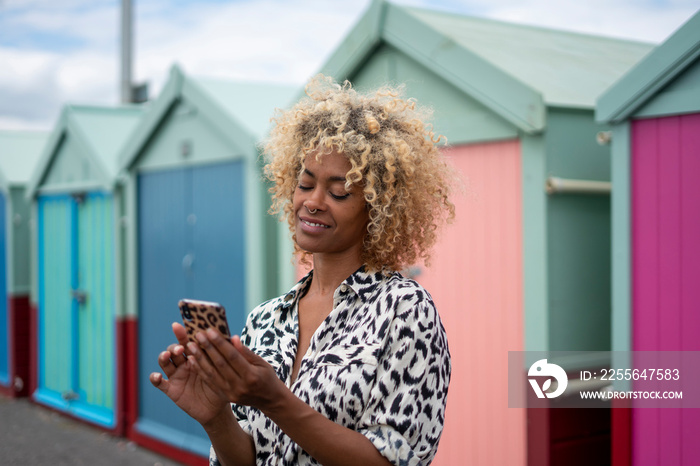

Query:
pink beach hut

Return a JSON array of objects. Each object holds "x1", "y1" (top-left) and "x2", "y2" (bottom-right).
[{"x1": 596, "y1": 9, "x2": 700, "y2": 466}]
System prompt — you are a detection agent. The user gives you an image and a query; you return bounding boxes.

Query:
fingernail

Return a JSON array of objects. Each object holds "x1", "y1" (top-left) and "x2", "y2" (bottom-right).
[
  {"x1": 187, "y1": 342, "x2": 198, "y2": 354},
  {"x1": 206, "y1": 328, "x2": 218, "y2": 339},
  {"x1": 195, "y1": 332, "x2": 207, "y2": 345}
]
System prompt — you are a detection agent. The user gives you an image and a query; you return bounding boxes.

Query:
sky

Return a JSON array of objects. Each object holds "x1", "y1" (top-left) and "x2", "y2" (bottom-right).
[{"x1": 0, "y1": 0, "x2": 698, "y2": 131}]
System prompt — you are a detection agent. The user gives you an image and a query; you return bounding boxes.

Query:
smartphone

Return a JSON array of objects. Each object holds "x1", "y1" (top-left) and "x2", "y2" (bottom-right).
[{"x1": 178, "y1": 299, "x2": 232, "y2": 344}]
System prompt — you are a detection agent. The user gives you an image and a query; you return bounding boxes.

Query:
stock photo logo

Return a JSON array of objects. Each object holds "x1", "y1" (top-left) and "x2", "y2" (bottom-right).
[{"x1": 528, "y1": 359, "x2": 568, "y2": 398}]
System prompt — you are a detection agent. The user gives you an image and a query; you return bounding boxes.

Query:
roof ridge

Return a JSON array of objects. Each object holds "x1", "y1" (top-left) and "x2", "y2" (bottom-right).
[
  {"x1": 0, "y1": 129, "x2": 49, "y2": 137},
  {"x1": 65, "y1": 103, "x2": 144, "y2": 114}
]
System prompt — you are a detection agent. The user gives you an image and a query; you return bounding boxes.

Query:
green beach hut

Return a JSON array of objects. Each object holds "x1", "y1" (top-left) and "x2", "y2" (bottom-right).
[
  {"x1": 117, "y1": 65, "x2": 296, "y2": 462},
  {"x1": 25, "y1": 104, "x2": 144, "y2": 431}
]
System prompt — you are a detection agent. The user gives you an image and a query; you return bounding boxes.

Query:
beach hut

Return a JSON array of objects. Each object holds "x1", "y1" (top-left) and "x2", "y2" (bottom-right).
[
  {"x1": 597, "y1": 10, "x2": 700, "y2": 466},
  {"x1": 117, "y1": 65, "x2": 296, "y2": 463},
  {"x1": 312, "y1": 1, "x2": 653, "y2": 464},
  {"x1": 25, "y1": 104, "x2": 144, "y2": 431},
  {"x1": 0, "y1": 130, "x2": 47, "y2": 398}
]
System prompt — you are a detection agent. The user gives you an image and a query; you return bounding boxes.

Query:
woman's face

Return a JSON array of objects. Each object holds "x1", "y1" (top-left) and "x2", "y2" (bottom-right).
[{"x1": 293, "y1": 150, "x2": 369, "y2": 260}]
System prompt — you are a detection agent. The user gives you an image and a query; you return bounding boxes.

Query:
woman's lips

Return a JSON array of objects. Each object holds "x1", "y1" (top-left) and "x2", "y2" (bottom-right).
[{"x1": 299, "y1": 216, "x2": 330, "y2": 232}]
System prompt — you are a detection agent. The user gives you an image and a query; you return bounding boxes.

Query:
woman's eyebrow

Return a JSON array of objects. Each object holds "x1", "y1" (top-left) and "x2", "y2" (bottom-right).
[{"x1": 302, "y1": 168, "x2": 346, "y2": 183}]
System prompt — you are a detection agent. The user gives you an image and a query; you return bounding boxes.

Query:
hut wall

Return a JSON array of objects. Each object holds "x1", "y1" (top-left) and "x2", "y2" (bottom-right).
[
  {"x1": 135, "y1": 100, "x2": 244, "y2": 172},
  {"x1": 42, "y1": 134, "x2": 101, "y2": 188},
  {"x1": 9, "y1": 187, "x2": 32, "y2": 294},
  {"x1": 544, "y1": 108, "x2": 612, "y2": 352},
  {"x1": 351, "y1": 43, "x2": 518, "y2": 145},
  {"x1": 2, "y1": 186, "x2": 35, "y2": 397},
  {"x1": 0, "y1": 192, "x2": 7, "y2": 386}
]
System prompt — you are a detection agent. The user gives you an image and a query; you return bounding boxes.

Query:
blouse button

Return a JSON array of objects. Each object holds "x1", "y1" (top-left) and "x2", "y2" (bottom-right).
[{"x1": 340, "y1": 284, "x2": 348, "y2": 293}]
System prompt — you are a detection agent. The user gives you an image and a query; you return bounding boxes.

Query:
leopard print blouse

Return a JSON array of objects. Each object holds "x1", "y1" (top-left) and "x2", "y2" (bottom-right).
[{"x1": 210, "y1": 266, "x2": 451, "y2": 465}]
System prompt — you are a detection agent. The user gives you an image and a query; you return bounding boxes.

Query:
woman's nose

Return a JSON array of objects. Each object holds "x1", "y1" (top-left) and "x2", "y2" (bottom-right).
[{"x1": 305, "y1": 187, "x2": 326, "y2": 211}]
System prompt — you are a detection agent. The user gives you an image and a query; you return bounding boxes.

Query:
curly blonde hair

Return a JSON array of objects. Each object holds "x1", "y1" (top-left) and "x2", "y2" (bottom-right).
[{"x1": 263, "y1": 74, "x2": 455, "y2": 273}]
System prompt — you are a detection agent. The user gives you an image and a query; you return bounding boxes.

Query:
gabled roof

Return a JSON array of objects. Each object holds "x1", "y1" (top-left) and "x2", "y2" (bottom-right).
[
  {"x1": 26, "y1": 105, "x2": 144, "y2": 198},
  {"x1": 0, "y1": 130, "x2": 48, "y2": 189},
  {"x1": 319, "y1": 0, "x2": 653, "y2": 133},
  {"x1": 597, "y1": 9, "x2": 700, "y2": 123},
  {"x1": 118, "y1": 65, "x2": 298, "y2": 171}
]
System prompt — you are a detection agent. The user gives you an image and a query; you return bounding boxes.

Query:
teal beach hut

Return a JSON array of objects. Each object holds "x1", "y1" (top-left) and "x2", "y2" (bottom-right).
[
  {"x1": 117, "y1": 65, "x2": 295, "y2": 463},
  {"x1": 25, "y1": 105, "x2": 143, "y2": 431},
  {"x1": 0, "y1": 130, "x2": 47, "y2": 398}
]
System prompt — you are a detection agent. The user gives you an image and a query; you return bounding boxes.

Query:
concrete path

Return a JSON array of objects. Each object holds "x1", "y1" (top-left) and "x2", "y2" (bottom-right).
[{"x1": 0, "y1": 394, "x2": 186, "y2": 465}]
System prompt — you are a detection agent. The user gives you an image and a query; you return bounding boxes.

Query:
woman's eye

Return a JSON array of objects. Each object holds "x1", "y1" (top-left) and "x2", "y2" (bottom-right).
[
  {"x1": 330, "y1": 192, "x2": 350, "y2": 200},
  {"x1": 297, "y1": 184, "x2": 312, "y2": 191}
]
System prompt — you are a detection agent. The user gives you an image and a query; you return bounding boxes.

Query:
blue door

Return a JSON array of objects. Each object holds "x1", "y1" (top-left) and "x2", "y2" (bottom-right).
[
  {"x1": 0, "y1": 192, "x2": 8, "y2": 386},
  {"x1": 36, "y1": 193, "x2": 116, "y2": 427},
  {"x1": 136, "y1": 161, "x2": 246, "y2": 456}
]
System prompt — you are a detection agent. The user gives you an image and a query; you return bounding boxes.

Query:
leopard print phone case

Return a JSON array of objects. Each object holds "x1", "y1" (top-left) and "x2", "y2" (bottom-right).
[{"x1": 178, "y1": 299, "x2": 231, "y2": 343}]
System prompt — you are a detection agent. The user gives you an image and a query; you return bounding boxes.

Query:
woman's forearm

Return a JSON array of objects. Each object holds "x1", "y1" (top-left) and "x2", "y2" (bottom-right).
[
  {"x1": 202, "y1": 408, "x2": 256, "y2": 466},
  {"x1": 262, "y1": 389, "x2": 392, "y2": 466}
]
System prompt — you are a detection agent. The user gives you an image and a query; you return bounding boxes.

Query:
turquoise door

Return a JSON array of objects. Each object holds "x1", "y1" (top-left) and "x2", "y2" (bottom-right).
[{"x1": 36, "y1": 193, "x2": 116, "y2": 427}]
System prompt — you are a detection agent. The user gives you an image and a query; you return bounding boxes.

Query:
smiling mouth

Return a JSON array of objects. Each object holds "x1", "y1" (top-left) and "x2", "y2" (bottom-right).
[{"x1": 302, "y1": 219, "x2": 330, "y2": 228}]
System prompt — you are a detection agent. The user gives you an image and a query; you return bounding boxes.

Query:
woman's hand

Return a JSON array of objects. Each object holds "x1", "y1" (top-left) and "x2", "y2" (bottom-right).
[
  {"x1": 149, "y1": 323, "x2": 230, "y2": 426},
  {"x1": 188, "y1": 328, "x2": 286, "y2": 412}
]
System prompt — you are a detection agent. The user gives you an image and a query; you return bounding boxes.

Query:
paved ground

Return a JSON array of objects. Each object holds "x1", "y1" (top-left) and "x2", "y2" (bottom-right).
[{"x1": 0, "y1": 394, "x2": 185, "y2": 465}]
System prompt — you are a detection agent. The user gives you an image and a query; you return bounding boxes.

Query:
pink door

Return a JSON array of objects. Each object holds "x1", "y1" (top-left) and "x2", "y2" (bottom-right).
[
  {"x1": 632, "y1": 113, "x2": 700, "y2": 465},
  {"x1": 419, "y1": 140, "x2": 525, "y2": 466}
]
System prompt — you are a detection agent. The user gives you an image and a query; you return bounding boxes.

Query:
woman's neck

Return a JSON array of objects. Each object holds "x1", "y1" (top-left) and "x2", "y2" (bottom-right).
[{"x1": 308, "y1": 251, "x2": 363, "y2": 297}]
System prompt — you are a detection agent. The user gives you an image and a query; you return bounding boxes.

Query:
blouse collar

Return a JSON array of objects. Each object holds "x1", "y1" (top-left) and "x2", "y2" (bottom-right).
[{"x1": 280, "y1": 265, "x2": 386, "y2": 307}]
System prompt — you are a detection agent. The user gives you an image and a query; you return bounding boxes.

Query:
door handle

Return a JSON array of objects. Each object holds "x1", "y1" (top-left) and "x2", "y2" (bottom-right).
[
  {"x1": 71, "y1": 289, "x2": 87, "y2": 305},
  {"x1": 182, "y1": 253, "x2": 195, "y2": 273}
]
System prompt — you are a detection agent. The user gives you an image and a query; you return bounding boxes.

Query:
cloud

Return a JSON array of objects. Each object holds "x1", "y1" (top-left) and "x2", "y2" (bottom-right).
[
  {"x1": 1, "y1": 0, "x2": 118, "y2": 51},
  {"x1": 477, "y1": 0, "x2": 697, "y2": 43},
  {"x1": 133, "y1": 0, "x2": 371, "y2": 93},
  {"x1": 0, "y1": 0, "x2": 697, "y2": 131},
  {"x1": 0, "y1": 47, "x2": 63, "y2": 126},
  {"x1": 0, "y1": 0, "x2": 373, "y2": 129}
]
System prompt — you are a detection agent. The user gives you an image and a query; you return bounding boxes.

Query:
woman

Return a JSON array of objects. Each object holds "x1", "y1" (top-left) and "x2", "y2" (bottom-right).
[{"x1": 150, "y1": 75, "x2": 456, "y2": 466}]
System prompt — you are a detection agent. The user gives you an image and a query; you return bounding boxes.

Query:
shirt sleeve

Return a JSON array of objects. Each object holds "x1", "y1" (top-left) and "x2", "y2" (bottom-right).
[{"x1": 357, "y1": 290, "x2": 451, "y2": 465}]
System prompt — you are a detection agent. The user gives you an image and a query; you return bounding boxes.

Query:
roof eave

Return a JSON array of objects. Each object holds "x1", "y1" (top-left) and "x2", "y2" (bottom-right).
[
  {"x1": 182, "y1": 78, "x2": 258, "y2": 156},
  {"x1": 383, "y1": 4, "x2": 545, "y2": 133},
  {"x1": 25, "y1": 108, "x2": 70, "y2": 200},
  {"x1": 596, "y1": 10, "x2": 700, "y2": 124},
  {"x1": 318, "y1": 0, "x2": 386, "y2": 82},
  {"x1": 318, "y1": 0, "x2": 545, "y2": 134},
  {"x1": 117, "y1": 64, "x2": 186, "y2": 172},
  {"x1": 26, "y1": 106, "x2": 116, "y2": 200},
  {"x1": 66, "y1": 108, "x2": 118, "y2": 192}
]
